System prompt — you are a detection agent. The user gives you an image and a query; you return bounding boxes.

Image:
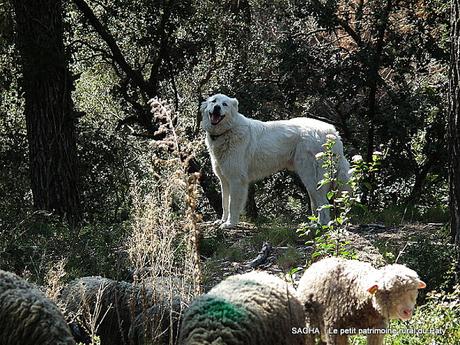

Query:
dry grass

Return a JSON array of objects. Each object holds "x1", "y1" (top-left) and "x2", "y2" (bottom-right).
[
  {"x1": 125, "y1": 98, "x2": 204, "y2": 343},
  {"x1": 45, "y1": 258, "x2": 67, "y2": 302},
  {"x1": 44, "y1": 99, "x2": 204, "y2": 345}
]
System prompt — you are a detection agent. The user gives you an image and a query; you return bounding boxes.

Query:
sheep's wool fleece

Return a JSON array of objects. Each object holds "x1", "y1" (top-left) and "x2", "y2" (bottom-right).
[
  {"x1": 59, "y1": 276, "x2": 180, "y2": 345},
  {"x1": 179, "y1": 271, "x2": 305, "y2": 345},
  {"x1": 0, "y1": 270, "x2": 75, "y2": 345},
  {"x1": 296, "y1": 257, "x2": 423, "y2": 331}
]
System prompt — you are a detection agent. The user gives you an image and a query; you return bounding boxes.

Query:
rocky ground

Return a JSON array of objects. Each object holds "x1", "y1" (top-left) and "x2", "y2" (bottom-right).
[{"x1": 198, "y1": 221, "x2": 452, "y2": 292}]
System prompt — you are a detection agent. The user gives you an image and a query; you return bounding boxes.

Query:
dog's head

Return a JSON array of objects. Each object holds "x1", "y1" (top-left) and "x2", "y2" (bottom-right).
[{"x1": 200, "y1": 94, "x2": 239, "y2": 132}]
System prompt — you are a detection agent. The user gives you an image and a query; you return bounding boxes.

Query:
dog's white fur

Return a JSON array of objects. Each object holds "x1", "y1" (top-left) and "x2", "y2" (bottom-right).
[{"x1": 201, "y1": 94, "x2": 350, "y2": 228}]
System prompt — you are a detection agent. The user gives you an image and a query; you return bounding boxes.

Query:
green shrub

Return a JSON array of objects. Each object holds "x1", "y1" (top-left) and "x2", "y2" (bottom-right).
[{"x1": 350, "y1": 286, "x2": 460, "y2": 345}]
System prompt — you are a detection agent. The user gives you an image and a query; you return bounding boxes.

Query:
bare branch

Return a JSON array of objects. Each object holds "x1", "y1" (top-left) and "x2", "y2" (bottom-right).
[{"x1": 73, "y1": 0, "x2": 151, "y2": 97}]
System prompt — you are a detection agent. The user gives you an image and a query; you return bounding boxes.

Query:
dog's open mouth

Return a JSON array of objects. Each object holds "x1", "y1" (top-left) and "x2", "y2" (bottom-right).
[{"x1": 210, "y1": 112, "x2": 225, "y2": 125}]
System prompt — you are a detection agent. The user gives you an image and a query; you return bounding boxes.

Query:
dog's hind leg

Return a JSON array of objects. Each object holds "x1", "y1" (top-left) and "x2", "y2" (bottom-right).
[
  {"x1": 294, "y1": 151, "x2": 330, "y2": 225},
  {"x1": 306, "y1": 187, "x2": 330, "y2": 225}
]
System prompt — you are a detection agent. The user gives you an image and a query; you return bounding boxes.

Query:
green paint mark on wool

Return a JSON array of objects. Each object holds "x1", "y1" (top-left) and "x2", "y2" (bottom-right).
[{"x1": 199, "y1": 298, "x2": 246, "y2": 323}]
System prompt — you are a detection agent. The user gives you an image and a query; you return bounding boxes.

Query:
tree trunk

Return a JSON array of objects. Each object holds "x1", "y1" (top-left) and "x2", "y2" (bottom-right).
[
  {"x1": 365, "y1": 0, "x2": 392, "y2": 163},
  {"x1": 407, "y1": 158, "x2": 435, "y2": 204},
  {"x1": 246, "y1": 184, "x2": 258, "y2": 220},
  {"x1": 13, "y1": 0, "x2": 81, "y2": 222},
  {"x1": 187, "y1": 158, "x2": 223, "y2": 216},
  {"x1": 362, "y1": 0, "x2": 392, "y2": 206},
  {"x1": 449, "y1": 0, "x2": 460, "y2": 278}
]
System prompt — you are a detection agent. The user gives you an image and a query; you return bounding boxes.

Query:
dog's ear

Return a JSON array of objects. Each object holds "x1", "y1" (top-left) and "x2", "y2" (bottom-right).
[
  {"x1": 231, "y1": 97, "x2": 239, "y2": 112},
  {"x1": 200, "y1": 99, "x2": 208, "y2": 113}
]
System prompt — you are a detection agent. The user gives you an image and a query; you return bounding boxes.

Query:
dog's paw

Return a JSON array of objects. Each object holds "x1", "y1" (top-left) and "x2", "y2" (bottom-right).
[
  {"x1": 213, "y1": 219, "x2": 224, "y2": 226},
  {"x1": 219, "y1": 221, "x2": 236, "y2": 229}
]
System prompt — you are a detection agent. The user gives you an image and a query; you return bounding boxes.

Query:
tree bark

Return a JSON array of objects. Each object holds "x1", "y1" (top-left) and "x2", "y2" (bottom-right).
[
  {"x1": 13, "y1": 0, "x2": 81, "y2": 222},
  {"x1": 407, "y1": 157, "x2": 435, "y2": 204},
  {"x1": 365, "y1": 0, "x2": 392, "y2": 163},
  {"x1": 187, "y1": 158, "x2": 223, "y2": 216},
  {"x1": 449, "y1": 0, "x2": 460, "y2": 278},
  {"x1": 246, "y1": 183, "x2": 258, "y2": 220}
]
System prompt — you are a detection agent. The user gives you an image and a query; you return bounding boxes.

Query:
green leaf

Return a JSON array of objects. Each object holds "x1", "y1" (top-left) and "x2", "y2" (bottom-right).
[
  {"x1": 319, "y1": 204, "x2": 333, "y2": 210},
  {"x1": 289, "y1": 267, "x2": 302, "y2": 275}
]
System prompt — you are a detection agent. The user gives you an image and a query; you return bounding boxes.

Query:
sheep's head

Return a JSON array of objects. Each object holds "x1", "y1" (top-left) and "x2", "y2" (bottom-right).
[{"x1": 367, "y1": 264, "x2": 426, "y2": 321}]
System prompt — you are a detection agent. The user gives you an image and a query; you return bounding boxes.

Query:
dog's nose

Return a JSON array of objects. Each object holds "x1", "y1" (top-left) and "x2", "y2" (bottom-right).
[{"x1": 213, "y1": 105, "x2": 221, "y2": 112}]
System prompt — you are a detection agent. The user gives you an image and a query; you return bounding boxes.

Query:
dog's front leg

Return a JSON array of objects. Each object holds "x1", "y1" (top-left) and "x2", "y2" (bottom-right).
[
  {"x1": 220, "y1": 175, "x2": 248, "y2": 229},
  {"x1": 213, "y1": 176, "x2": 230, "y2": 225}
]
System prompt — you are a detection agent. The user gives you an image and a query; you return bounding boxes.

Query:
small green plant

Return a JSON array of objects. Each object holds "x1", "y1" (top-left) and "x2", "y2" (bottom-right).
[
  {"x1": 214, "y1": 244, "x2": 247, "y2": 262},
  {"x1": 349, "y1": 151, "x2": 383, "y2": 206},
  {"x1": 349, "y1": 286, "x2": 460, "y2": 345},
  {"x1": 277, "y1": 245, "x2": 303, "y2": 270},
  {"x1": 286, "y1": 266, "x2": 303, "y2": 285},
  {"x1": 85, "y1": 335, "x2": 101, "y2": 345},
  {"x1": 297, "y1": 135, "x2": 383, "y2": 263},
  {"x1": 250, "y1": 223, "x2": 299, "y2": 248}
]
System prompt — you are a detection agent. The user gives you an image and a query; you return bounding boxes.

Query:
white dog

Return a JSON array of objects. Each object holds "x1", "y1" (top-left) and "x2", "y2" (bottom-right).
[{"x1": 201, "y1": 94, "x2": 350, "y2": 228}]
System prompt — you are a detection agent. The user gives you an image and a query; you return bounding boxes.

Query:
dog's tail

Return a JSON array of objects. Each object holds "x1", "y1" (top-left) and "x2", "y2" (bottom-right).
[{"x1": 332, "y1": 137, "x2": 351, "y2": 194}]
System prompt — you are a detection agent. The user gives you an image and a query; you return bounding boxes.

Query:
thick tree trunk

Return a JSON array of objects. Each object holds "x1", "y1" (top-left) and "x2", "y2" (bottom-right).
[
  {"x1": 449, "y1": 0, "x2": 460, "y2": 278},
  {"x1": 13, "y1": 0, "x2": 81, "y2": 222}
]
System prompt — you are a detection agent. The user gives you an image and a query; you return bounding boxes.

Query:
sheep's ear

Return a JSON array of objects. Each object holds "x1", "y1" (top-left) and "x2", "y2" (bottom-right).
[
  {"x1": 367, "y1": 284, "x2": 379, "y2": 294},
  {"x1": 232, "y1": 97, "x2": 239, "y2": 112},
  {"x1": 418, "y1": 280, "x2": 426, "y2": 289}
]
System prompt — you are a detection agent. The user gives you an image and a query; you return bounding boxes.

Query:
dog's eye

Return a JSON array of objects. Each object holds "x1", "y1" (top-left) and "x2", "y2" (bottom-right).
[
  {"x1": 211, "y1": 99, "x2": 216, "y2": 103},
  {"x1": 223, "y1": 102, "x2": 228, "y2": 106}
]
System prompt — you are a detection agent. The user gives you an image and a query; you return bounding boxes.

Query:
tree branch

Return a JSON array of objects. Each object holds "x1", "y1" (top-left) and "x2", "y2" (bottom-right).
[
  {"x1": 147, "y1": 0, "x2": 174, "y2": 92},
  {"x1": 73, "y1": 0, "x2": 151, "y2": 97}
]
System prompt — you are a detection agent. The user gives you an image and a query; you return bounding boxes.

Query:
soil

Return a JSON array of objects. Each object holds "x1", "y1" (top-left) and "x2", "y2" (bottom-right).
[{"x1": 198, "y1": 221, "x2": 446, "y2": 291}]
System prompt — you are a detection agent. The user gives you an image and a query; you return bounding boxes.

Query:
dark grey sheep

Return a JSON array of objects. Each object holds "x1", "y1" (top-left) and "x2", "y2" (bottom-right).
[
  {"x1": 179, "y1": 271, "x2": 306, "y2": 345},
  {"x1": 58, "y1": 276, "x2": 182, "y2": 345},
  {"x1": 0, "y1": 270, "x2": 75, "y2": 345},
  {"x1": 128, "y1": 298, "x2": 183, "y2": 345}
]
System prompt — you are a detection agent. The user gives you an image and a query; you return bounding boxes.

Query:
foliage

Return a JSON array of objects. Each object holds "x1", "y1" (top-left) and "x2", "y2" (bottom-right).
[
  {"x1": 297, "y1": 135, "x2": 360, "y2": 262},
  {"x1": 349, "y1": 151, "x2": 383, "y2": 205},
  {"x1": 277, "y1": 245, "x2": 303, "y2": 270},
  {"x1": 373, "y1": 227, "x2": 457, "y2": 294},
  {"x1": 350, "y1": 286, "x2": 460, "y2": 345},
  {"x1": 251, "y1": 223, "x2": 301, "y2": 248},
  {"x1": 353, "y1": 204, "x2": 450, "y2": 227},
  {"x1": 0, "y1": 0, "x2": 454, "y2": 299},
  {"x1": 126, "y1": 98, "x2": 203, "y2": 295}
]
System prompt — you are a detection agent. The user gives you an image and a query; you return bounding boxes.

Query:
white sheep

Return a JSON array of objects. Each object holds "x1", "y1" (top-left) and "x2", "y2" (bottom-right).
[
  {"x1": 58, "y1": 276, "x2": 182, "y2": 345},
  {"x1": 179, "y1": 271, "x2": 306, "y2": 345},
  {"x1": 296, "y1": 257, "x2": 426, "y2": 345},
  {"x1": 0, "y1": 269, "x2": 75, "y2": 345}
]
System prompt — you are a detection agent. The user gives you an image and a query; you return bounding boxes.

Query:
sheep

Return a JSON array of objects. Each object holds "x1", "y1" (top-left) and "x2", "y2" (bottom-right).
[
  {"x1": 296, "y1": 257, "x2": 426, "y2": 345},
  {"x1": 178, "y1": 271, "x2": 306, "y2": 345},
  {"x1": 128, "y1": 298, "x2": 182, "y2": 345},
  {"x1": 58, "y1": 276, "x2": 183, "y2": 345},
  {"x1": 0, "y1": 269, "x2": 75, "y2": 345}
]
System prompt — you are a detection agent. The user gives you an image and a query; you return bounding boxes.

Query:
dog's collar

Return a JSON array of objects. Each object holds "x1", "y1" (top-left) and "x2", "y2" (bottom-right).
[{"x1": 209, "y1": 129, "x2": 231, "y2": 141}]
